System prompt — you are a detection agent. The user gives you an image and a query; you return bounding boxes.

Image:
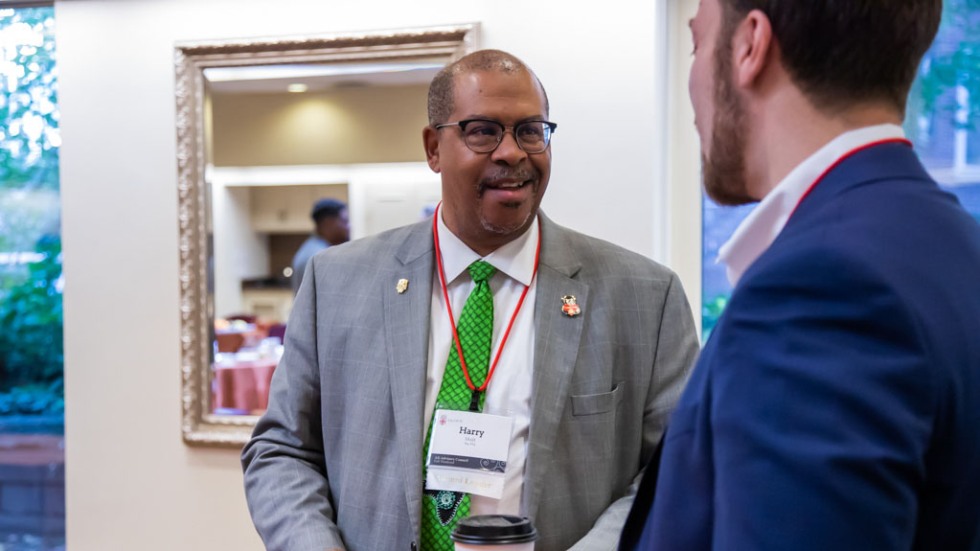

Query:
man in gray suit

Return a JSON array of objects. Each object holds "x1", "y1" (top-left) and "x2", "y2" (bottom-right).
[{"x1": 242, "y1": 49, "x2": 699, "y2": 551}]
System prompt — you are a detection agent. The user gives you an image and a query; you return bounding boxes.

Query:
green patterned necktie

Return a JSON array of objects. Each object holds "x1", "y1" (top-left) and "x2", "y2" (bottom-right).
[{"x1": 420, "y1": 260, "x2": 496, "y2": 551}]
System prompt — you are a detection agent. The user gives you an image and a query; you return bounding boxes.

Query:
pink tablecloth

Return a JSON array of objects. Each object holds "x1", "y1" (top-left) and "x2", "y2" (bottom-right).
[{"x1": 212, "y1": 358, "x2": 277, "y2": 414}]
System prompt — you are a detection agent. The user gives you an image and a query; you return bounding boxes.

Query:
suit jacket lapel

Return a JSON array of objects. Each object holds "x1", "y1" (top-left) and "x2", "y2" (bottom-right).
[
  {"x1": 522, "y1": 215, "x2": 589, "y2": 519},
  {"x1": 383, "y1": 220, "x2": 435, "y2": 542}
]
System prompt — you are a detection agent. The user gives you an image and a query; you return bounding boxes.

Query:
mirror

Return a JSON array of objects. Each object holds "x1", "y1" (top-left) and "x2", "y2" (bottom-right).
[{"x1": 177, "y1": 24, "x2": 479, "y2": 446}]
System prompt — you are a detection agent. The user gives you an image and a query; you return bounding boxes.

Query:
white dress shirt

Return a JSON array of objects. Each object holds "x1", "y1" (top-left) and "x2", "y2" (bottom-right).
[
  {"x1": 718, "y1": 124, "x2": 907, "y2": 285},
  {"x1": 425, "y1": 211, "x2": 539, "y2": 516}
]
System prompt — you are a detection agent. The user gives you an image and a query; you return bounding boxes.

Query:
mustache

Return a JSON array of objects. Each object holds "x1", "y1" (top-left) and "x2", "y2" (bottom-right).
[{"x1": 479, "y1": 167, "x2": 539, "y2": 188}]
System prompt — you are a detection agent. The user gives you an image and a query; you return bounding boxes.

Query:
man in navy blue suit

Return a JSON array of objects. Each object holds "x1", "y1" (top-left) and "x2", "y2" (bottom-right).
[{"x1": 621, "y1": 0, "x2": 980, "y2": 549}]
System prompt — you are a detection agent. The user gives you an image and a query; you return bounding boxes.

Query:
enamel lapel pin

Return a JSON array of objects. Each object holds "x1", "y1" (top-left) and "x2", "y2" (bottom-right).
[{"x1": 561, "y1": 295, "x2": 581, "y2": 317}]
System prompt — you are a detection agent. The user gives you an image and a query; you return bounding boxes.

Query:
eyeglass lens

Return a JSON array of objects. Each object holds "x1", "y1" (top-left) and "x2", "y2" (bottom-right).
[{"x1": 463, "y1": 121, "x2": 552, "y2": 153}]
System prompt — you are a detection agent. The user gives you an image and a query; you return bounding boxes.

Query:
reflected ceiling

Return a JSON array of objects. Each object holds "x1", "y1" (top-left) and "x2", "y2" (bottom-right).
[{"x1": 205, "y1": 60, "x2": 444, "y2": 94}]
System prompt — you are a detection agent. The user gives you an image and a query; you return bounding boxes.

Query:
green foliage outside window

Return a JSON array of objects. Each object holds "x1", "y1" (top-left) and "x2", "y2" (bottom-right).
[
  {"x1": 701, "y1": 294, "x2": 727, "y2": 342},
  {"x1": 908, "y1": 0, "x2": 980, "y2": 138},
  {"x1": 0, "y1": 7, "x2": 62, "y2": 418},
  {"x1": 0, "y1": 235, "x2": 62, "y2": 415},
  {"x1": 0, "y1": 8, "x2": 58, "y2": 191}
]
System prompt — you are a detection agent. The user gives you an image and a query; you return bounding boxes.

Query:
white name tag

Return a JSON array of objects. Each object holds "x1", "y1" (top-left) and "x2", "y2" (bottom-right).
[{"x1": 426, "y1": 409, "x2": 513, "y2": 499}]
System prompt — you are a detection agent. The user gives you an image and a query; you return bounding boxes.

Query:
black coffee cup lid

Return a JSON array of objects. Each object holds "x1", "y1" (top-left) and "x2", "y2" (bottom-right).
[{"x1": 451, "y1": 514, "x2": 538, "y2": 544}]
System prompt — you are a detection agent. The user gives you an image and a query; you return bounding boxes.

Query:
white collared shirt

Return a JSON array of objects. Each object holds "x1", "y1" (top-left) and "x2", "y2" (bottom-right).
[
  {"x1": 718, "y1": 124, "x2": 906, "y2": 285},
  {"x1": 426, "y1": 212, "x2": 538, "y2": 516}
]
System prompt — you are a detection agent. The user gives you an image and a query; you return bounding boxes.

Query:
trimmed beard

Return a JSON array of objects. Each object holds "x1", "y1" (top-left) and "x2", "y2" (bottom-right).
[{"x1": 702, "y1": 15, "x2": 754, "y2": 206}]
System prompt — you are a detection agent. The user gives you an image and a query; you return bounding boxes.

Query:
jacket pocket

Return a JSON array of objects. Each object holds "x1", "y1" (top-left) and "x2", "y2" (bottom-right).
[{"x1": 570, "y1": 383, "x2": 623, "y2": 416}]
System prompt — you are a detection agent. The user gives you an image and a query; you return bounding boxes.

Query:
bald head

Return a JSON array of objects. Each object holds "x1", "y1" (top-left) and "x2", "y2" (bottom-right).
[{"x1": 427, "y1": 49, "x2": 550, "y2": 126}]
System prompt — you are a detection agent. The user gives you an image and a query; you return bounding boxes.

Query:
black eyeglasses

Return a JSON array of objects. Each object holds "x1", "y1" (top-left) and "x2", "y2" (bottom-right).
[{"x1": 434, "y1": 119, "x2": 558, "y2": 154}]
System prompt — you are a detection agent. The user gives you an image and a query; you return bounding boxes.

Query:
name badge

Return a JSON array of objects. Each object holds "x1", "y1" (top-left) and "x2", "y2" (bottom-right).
[{"x1": 426, "y1": 409, "x2": 513, "y2": 499}]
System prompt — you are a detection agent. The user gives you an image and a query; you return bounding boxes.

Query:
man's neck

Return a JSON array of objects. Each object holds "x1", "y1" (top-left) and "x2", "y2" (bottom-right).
[
  {"x1": 439, "y1": 209, "x2": 531, "y2": 257},
  {"x1": 749, "y1": 97, "x2": 903, "y2": 199}
]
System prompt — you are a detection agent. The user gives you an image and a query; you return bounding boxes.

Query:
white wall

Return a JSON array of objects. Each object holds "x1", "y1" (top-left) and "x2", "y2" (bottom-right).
[
  {"x1": 211, "y1": 184, "x2": 268, "y2": 318},
  {"x1": 57, "y1": 0, "x2": 697, "y2": 549}
]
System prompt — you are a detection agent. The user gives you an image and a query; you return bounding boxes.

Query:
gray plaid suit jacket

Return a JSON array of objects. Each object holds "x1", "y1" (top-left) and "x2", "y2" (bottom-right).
[{"x1": 242, "y1": 213, "x2": 699, "y2": 551}]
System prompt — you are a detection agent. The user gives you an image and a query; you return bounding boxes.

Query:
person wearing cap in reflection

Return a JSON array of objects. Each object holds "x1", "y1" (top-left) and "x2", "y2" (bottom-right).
[
  {"x1": 291, "y1": 198, "x2": 350, "y2": 294},
  {"x1": 242, "y1": 49, "x2": 699, "y2": 551}
]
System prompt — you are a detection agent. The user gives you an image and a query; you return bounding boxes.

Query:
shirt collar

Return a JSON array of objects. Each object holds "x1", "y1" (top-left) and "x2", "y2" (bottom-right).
[
  {"x1": 436, "y1": 210, "x2": 539, "y2": 286},
  {"x1": 717, "y1": 123, "x2": 906, "y2": 286}
]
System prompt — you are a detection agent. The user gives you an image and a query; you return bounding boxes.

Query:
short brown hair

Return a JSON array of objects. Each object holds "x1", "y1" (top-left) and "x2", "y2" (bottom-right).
[
  {"x1": 426, "y1": 49, "x2": 550, "y2": 126},
  {"x1": 720, "y1": 0, "x2": 942, "y2": 114}
]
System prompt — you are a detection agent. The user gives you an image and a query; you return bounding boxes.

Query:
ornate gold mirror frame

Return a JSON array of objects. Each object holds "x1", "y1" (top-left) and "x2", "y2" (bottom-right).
[{"x1": 176, "y1": 24, "x2": 479, "y2": 446}]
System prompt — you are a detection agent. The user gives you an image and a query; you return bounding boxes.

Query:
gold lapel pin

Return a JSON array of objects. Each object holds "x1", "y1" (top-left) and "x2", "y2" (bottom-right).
[
  {"x1": 396, "y1": 279, "x2": 409, "y2": 294},
  {"x1": 561, "y1": 295, "x2": 581, "y2": 317}
]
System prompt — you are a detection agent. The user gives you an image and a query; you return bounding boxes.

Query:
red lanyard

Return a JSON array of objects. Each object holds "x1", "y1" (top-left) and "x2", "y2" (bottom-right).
[
  {"x1": 432, "y1": 203, "x2": 541, "y2": 395},
  {"x1": 791, "y1": 138, "x2": 912, "y2": 216}
]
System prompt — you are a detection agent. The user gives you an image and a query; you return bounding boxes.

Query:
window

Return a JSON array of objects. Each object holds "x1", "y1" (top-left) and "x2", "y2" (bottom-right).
[
  {"x1": 905, "y1": 1, "x2": 980, "y2": 222},
  {"x1": 700, "y1": 2, "x2": 980, "y2": 336},
  {"x1": 701, "y1": 200, "x2": 752, "y2": 338},
  {"x1": 0, "y1": 5, "x2": 64, "y2": 550}
]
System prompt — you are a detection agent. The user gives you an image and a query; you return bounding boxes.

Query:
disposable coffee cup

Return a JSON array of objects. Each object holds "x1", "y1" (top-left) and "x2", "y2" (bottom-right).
[{"x1": 451, "y1": 514, "x2": 538, "y2": 551}]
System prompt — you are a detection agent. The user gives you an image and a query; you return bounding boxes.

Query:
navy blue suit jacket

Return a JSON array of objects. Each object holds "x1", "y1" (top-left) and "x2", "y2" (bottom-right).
[{"x1": 622, "y1": 143, "x2": 980, "y2": 550}]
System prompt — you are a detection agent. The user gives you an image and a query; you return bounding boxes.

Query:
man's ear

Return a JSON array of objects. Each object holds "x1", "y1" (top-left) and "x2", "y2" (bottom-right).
[
  {"x1": 732, "y1": 9, "x2": 774, "y2": 89},
  {"x1": 423, "y1": 126, "x2": 441, "y2": 173}
]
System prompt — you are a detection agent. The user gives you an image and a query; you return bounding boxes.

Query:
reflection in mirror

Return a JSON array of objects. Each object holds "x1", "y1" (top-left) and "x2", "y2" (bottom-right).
[
  {"x1": 177, "y1": 25, "x2": 479, "y2": 445},
  {"x1": 207, "y1": 66, "x2": 439, "y2": 419}
]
